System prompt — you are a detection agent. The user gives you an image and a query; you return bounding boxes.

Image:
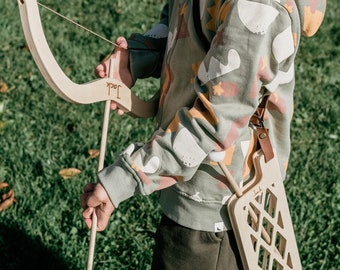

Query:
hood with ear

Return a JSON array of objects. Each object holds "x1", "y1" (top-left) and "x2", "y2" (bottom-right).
[{"x1": 283, "y1": 0, "x2": 327, "y2": 37}]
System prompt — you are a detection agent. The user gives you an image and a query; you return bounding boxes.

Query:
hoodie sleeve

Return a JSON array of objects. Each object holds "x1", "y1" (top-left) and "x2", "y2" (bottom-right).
[
  {"x1": 127, "y1": 4, "x2": 169, "y2": 82},
  {"x1": 98, "y1": 0, "x2": 311, "y2": 208}
]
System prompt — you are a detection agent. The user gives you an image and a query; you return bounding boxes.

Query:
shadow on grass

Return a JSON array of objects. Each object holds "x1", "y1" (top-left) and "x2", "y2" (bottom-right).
[{"x1": 0, "y1": 222, "x2": 72, "y2": 270}]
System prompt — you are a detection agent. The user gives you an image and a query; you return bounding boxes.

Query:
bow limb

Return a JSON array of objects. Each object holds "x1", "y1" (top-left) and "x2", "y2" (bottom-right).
[{"x1": 18, "y1": 0, "x2": 158, "y2": 118}]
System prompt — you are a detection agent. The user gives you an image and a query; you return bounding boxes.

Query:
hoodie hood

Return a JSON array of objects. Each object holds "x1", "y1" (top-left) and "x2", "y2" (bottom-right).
[{"x1": 282, "y1": 0, "x2": 327, "y2": 37}]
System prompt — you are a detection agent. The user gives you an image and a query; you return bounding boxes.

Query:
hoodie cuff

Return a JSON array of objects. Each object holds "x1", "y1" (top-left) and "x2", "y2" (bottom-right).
[
  {"x1": 97, "y1": 157, "x2": 138, "y2": 208},
  {"x1": 127, "y1": 33, "x2": 167, "y2": 82}
]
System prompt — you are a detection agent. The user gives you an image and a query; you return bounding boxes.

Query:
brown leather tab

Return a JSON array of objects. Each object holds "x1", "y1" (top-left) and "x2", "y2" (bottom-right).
[
  {"x1": 250, "y1": 95, "x2": 274, "y2": 162},
  {"x1": 256, "y1": 127, "x2": 274, "y2": 162}
]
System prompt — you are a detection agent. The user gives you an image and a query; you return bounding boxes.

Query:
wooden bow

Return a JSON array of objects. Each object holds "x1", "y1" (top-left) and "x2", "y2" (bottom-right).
[
  {"x1": 17, "y1": 0, "x2": 158, "y2": 118},
  {"x1": 18, "y1": 1, "x2": 158, "y2": 269}
]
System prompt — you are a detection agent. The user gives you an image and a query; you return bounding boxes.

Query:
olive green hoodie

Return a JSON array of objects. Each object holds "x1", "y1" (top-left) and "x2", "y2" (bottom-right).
[{"x1": 99, "y1": 0, "x2": 326, "y2": 232}]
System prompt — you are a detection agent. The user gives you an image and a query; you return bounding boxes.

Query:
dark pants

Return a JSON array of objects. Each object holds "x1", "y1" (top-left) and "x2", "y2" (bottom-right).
[{"x1": 151, "y1": 215, "x2": 243, "y2": 270}]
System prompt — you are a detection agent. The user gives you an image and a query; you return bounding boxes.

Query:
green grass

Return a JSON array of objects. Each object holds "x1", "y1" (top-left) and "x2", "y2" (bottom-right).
[{"x1": 0, "y1": 0, "x2": 339, "y2": 269}]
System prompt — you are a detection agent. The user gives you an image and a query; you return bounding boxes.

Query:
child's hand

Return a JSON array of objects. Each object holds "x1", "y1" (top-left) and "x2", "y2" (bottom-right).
[
  {"x1": 95, "y1": 36, "x2": 133, "y2": 115},
  {"x1": 81, "y1": 182, "x2": 115, "y2": 231}
]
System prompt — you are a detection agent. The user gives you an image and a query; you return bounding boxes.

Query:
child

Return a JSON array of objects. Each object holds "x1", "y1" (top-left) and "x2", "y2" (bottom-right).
[{"x1": 81, "y1": 0, "x2": 326, "y2": 269}]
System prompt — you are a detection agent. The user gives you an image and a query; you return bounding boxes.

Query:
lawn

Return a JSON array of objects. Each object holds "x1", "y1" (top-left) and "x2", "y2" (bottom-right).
[{"x1": 0, "y1": 0, "x2": 339, "y2": 269}]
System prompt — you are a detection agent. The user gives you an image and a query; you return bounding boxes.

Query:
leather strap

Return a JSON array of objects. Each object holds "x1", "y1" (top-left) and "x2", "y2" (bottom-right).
[{"x1": 250, "y1": 95, "x2": 274, "y2": 162}]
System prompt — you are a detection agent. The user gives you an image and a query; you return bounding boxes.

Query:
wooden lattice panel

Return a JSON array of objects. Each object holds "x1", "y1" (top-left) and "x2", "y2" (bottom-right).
[{"x1": 228, "y1": 150, "x2": 302, "y2": 270}]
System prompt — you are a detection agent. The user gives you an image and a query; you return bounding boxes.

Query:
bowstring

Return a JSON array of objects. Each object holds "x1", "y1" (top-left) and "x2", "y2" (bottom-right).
[{"x1": 37, "y1": 2, "x2": 125, "y2": 49}]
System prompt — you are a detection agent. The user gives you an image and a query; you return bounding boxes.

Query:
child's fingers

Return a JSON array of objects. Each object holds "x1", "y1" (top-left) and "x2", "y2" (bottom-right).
[
  {"x1": 82, "y1": 207, "x2": 94, "y2": 229},
  {"x1": 95, "y1": 63, "x2": 107, "y2": 78},
  {"x1": 83, "y1": 182, "x2": 96, "y2": 193},
  {"x1": 110, "y1": 101, "x2": 125, "y2": 115},
  {"x1": 115, "y1": 36, "x2": 128, "y2": 49},
  {"x1": 110, "y1": 101, "x2": 118, "y2": 110},
  {"x1": 96, "y1": 205, "x2": 114, "y2": 231}
]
